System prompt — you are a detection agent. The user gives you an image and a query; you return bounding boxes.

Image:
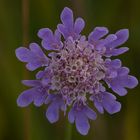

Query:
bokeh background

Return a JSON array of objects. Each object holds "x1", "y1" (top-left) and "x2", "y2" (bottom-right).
[{"x1": 0, "y1": 0, "x2": 140, "y2": 140}]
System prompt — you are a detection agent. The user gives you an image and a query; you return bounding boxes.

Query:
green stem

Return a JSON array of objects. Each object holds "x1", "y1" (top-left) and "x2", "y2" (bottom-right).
[{"x1": 65, "y1": 120, "x2": 72, "y2": 140}]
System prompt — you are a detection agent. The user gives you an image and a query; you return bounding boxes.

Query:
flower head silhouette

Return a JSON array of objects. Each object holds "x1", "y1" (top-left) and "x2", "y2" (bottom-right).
[{"x1": 16, "y1": 7, "x2": 138, "y2": 135}]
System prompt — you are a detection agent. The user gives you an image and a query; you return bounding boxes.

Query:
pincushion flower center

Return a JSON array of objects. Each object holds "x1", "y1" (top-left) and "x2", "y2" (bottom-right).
[{"x1": 50, "y1": 39, "x2": 105, "y2": 102}]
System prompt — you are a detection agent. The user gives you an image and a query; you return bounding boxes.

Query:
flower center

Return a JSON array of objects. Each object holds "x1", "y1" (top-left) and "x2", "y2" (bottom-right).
[{"x1": 49, "y1": 38, "x2": 105, "y2": 105}]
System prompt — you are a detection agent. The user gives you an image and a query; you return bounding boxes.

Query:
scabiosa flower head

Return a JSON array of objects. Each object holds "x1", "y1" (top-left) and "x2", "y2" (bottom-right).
[{"x1": 16, "y1": 7, "x2": 138, "y2": 135}]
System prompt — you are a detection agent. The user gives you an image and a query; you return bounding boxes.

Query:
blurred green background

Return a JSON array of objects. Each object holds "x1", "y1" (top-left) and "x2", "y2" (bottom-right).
[{"x1": 0, "y1": 0, "x2": 140, "y2": 140}]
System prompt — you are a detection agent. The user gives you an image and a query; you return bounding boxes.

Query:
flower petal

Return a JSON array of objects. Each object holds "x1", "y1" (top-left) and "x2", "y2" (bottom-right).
[
  {"x1": 88, "y1": 27, "x2": 109, "y2": 42},
  {"x1": 106, "y1": 29, "x2": 129, "y2": 48},
  {"x1": 16, "y1": 43, "x2": 49, "y2": 71},
  {"x1": 26, "y1": 62, "x2": 41, "y2": 71},
  {"x1": 105, "y1": 59, "x2": 122, "y2": 68},
  {"x1": 74, "y1": 17, "x2": 85, "y2": 34},
  {"x1": 15, "y1": 47, "x2": 31, "y2": 62},
  {"x1": 17, "y1": 88, "x2": 35, "y2": 107},
  {"x1": 34, "y1": 90, "x2": 48, "y2": 107},
  {"x1": 46, "y1": 102, "x2": 59, "y2": 123},
  {"x1": 22, "y1": 80, "x2": 41, "y2": 87},
  {"x1": 117, "y1": 67, "x2": 130, "y2": 76},
  {"x1": 112, "y1": 86, "x2": 128, "y2": 96},
  {"x1": 57, "y1": 24, "x2": 68, "y2": 39},
  {"x1": 94, "y1": 101, "x2": 104, "y2": 114},
  {"x1": 96, "y1": 34, "x2": 117, "y2": 50},
  {"x1": 102, "y1": 92, "x2": 121, "y2": 114},
  {"x1": 38, "y1": 28, "x2": 53, "y2": 41},
  {"x1": 68, "y1": 107, "x2": 75, "y2": 123},
  {"x1": 61, "y1": 7, "x2": 73, "y2": 30},
  {"x1": 38, "y1": 28, "x2": 62, "y2": 51},
  {"x1": 84, "y1": 106, "x2": 97, "y2": 120},
  {"x1": 45, "y1": 94, "x2": 56, "y2": 104},
  {"x1": 105, "y1": 47, "x2": 129, "y2": 57},
  {"x1": 123, "y1": 75, "x2": 138, "y2": 89},
  {"x1": 75, "y1": 112, "x2": 90, "y2": 135},
  {"x1": 107, "y1": 70, "x2": 138, "y2": 96}
]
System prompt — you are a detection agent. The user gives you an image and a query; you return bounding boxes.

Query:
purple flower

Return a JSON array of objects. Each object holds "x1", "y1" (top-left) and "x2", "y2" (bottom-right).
[{"x1": 15, "y1": 7, "x2": 138, "y2": 135}]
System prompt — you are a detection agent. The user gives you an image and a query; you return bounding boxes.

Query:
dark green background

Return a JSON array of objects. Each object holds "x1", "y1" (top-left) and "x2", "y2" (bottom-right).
[{"x1": 0, "y1": 0, "x2": 140, "y2": 140}]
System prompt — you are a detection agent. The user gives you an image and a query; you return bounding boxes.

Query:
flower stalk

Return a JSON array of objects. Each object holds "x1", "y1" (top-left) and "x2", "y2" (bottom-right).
[{"x1": 65, "y1": 119, "x2": 72, "y2": 140}]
